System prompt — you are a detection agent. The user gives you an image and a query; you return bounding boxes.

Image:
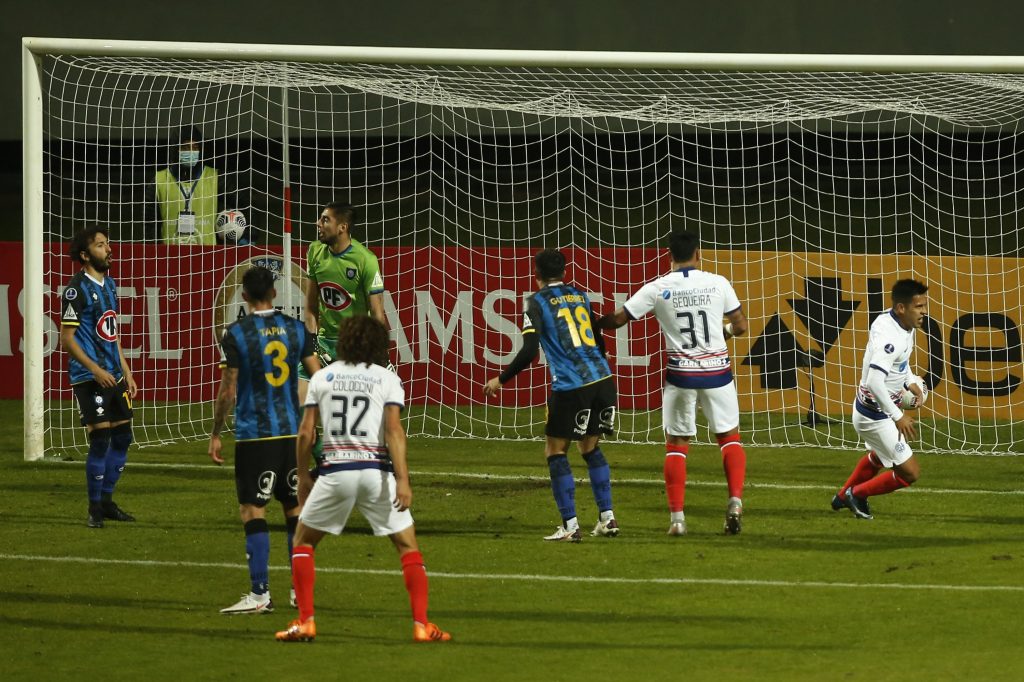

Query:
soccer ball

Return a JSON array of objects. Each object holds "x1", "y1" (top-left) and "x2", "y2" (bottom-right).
[
  {"x1": 215, "y1": 209, "x2": 248, "y2": 242},
  {"x1": 900, "y1": 375, "x2": 929, "y2": 409}
]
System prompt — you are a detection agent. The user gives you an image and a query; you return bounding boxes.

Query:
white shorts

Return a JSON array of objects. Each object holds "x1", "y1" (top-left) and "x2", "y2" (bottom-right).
[
  {"x1": 851, "y1": 410, "x2": 914, "y2": 467},
  {"x1": 663, "y1": 382, "x2": 740, "y2": 437},
  {"x1": 299, "y1": 468, "x2": 414, "y2": 536}
]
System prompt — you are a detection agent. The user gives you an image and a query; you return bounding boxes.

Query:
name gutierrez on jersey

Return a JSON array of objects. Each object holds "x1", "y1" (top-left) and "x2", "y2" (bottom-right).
[{"x1": 549, "y1": 293, "x2": 587, "y2": 305}]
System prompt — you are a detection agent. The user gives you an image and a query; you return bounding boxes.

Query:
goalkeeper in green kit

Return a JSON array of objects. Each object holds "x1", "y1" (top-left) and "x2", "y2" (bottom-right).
[{"x1": 299, "y1": 201, "x2": 389, "y2": 430}]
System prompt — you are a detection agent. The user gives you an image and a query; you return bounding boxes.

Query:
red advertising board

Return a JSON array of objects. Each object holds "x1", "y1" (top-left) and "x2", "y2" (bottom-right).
[{"x1": 3, "y1": 242, "x2": 1021, "y2": 419}]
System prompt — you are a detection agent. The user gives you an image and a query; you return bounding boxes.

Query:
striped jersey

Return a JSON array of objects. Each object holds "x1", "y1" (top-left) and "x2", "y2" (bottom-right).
[
  {"x1": 522, "y1": 282, "x2": 611, "y2": 392},
  {"x1": 307, "y1": 238, "x2": 385, "y2": 344},
  {"x1": 855, "y1": 310, "x2": 916, "y2": 421},
  {"x1": 221, "y1": 309, "x2": 314, "y2": 441},
  {"x1": 624, "y1": 267, "x2": 741, "y2": 389},
  {"x1": 60, "y1": 271, "x2": 123, "y2": 385},
  {"x1": 305, "y1": 361, "x2": 404, "y2": 474}
]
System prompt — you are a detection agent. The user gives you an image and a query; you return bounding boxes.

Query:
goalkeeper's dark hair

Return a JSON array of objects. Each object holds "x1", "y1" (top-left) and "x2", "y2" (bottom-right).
[
  {"x1": 668, "y1": 231, "x2": 700, "y2": 262},
  {"x1": 242, "y1": 266, "x2": 276, "y2": 303},
  {"x1": 324, "y1": 201, "x2": 357, "y2": 231},
  {"x1": 535, "y1": 249, "x2": 566, "y2": 281},
  {"x1": 335, "y1": 316, "x2": 390, "y2": 368},
  {"x1": 891, "y1": 279, "x2": 928, "y2": 306},
  {"x1": 69, "y1": 226, "x2": 109, "y2": 264}
]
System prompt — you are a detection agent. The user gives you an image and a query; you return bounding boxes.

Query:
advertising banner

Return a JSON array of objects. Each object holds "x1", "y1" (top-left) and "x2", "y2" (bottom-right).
[{"x1": 2, "y1": 243, "x2": 1020, "y2": 420}]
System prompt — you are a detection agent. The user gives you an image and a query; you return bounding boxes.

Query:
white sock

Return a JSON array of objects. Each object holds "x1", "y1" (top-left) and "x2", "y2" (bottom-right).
[
  {"x1": 600, "y1": 510, "x2": 615, "y2": 523},
  {"x1": 564, "y1": 516, "x2": 579, "y2": 532},
  {"x1": 670, "y1": 511, "x2": 686, "y2": 524}
]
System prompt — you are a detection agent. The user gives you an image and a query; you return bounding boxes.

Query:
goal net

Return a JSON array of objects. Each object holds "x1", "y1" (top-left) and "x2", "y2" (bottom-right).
[{"x1": 23, "y1": 41, "x2": 1024, "y2": 458}]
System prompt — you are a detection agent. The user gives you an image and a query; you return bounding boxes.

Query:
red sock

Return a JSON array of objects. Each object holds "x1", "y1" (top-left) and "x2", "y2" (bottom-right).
[
  {"x1": 840, "y1": 451, "x2": 881, "y2": 498},
  {"x1": 853, "y1": 471, "x2": 910, "y2": 499},
  {"x1": 401, "y1": 550, "x2": 429, "y2": 624},
  {"x1": 717, "y1": 434, "x2": 746, "y2": 500},
  {"x1": 664, "y1": 444, "x2": 688, "y2": 512},
  {"x1": 291, "y1": 544, "x2": 316, "y2": 622}
]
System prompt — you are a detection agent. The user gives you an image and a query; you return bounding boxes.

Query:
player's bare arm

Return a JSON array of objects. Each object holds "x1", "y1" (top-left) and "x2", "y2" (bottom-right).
[
  {"x1": 723, "y1": 308, "x2": 749, "y2": 339},
  {"x1": 368, "y1": 292, "x2": 389, "y2": 330},
  {"x1": 304, "y1": 276, "x2": 320, "y2": 335},
  {"x1": 383, "y1": 405, "x2": 412, "y2": 511},
  {"x1": 116, "y1": 338, "x2": 138, "y2": 398},
  {"x1": 594, "y1": 308, "x2": 630, "y2": 330},
  {"x1": 295, "y1": 405, "x2": 318, "y2": 505},
  {"x1": 895, "y1": 413, "x2": 917, "y2": 441},
  {"x1": 59, "y1": 324, "x2": 117, "y2": 388},
  {"x1": 208, "y1": 367, "x2": 238, "y2": 465},
  {"x1": 483, "y1": 376, "x2": 502, "y2": 397},
  {"x1": 302, "y1": 355, "x2": 321, "y2": 378}
]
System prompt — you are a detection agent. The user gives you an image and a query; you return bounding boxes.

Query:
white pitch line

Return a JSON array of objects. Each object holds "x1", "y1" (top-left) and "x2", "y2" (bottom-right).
[
  {"x1": 2, "y1": 553, "x2": 1021, "y2": 593},
  {"x1": 39, "y1": 459, "x2": 1024, "y2": 496}
]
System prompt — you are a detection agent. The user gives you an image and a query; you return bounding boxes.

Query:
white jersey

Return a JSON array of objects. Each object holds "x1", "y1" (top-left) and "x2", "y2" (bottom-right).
[
  {"x1": 855, "y1": 310, "x2": 915, "y2": 421},
  {"x1": 305, "y1": 361, "x2": 404, "y2": 473},
  {"x1": 624, "y1": 267, "x2": 741, "y2": 389}
]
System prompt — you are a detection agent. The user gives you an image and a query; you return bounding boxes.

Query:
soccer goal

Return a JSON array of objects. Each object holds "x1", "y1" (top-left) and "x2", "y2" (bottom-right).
[{"x1": 22, "y1": 38, "x2": 1024, "y2": 460}]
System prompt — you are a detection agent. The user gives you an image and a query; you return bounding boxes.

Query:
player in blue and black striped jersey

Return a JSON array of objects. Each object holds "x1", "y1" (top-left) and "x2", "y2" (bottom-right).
[
  {"x1": 484, "y1": 249, "x2": 620, "y2": 542},
  {"x1": 208, "y1": 266, "x2": 320, "y2": 615},
  {"x1": 60, "y1": 226, "x2": 138, "y2": 529}
]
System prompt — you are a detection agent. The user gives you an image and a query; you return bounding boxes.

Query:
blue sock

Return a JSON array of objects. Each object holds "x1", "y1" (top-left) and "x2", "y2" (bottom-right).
[
  {"x1": 102, "y1": 424, "x2": 132, "y2": 495},
  {"x1": 583, "y1": 447, "x2": 613, "y2": 513},
  {"x1": 244, "y1": 518, "x2": 270, "y2": 595},
  {"x1": 547, "y1": 454, "x2": 576, "y2": 522},
  {"x1": 85, "y1": 428, "x2": 110, "y2": 503}
]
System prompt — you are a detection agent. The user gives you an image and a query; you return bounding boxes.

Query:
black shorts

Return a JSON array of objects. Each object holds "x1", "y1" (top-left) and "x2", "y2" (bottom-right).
[
  {"x1": 546, "y1": 377, "x2": 617, "y2": 440},
  {"x1": 73, "y1": 378, "x2": 134, "y2": 426},
  {"x1": 234, "y1": 438, "x2": 299, "y2": 509}
]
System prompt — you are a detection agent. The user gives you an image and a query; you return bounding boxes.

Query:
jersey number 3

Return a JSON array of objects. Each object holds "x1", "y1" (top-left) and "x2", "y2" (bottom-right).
[{"x1": 264, "y1": 341, "x2": 290, "y2": 387}]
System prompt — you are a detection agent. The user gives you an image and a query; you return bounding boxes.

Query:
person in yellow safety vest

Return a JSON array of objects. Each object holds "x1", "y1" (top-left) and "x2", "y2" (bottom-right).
[{"x1": 150, "y1": 125, "x2": 247, "y2": 245}]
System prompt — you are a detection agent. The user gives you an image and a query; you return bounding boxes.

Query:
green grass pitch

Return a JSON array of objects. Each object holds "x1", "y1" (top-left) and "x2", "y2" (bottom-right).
[{"x1": 2, "y1": 399, "x2": 1022, "y2": 681}]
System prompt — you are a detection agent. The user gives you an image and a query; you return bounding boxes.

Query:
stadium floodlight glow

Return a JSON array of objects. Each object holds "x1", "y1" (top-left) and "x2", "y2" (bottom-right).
[{"x1": 23, "y1": 38, "x2": 1024, "y2": 460}]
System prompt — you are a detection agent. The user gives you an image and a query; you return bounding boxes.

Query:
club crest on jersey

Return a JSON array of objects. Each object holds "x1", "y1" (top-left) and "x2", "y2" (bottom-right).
[
  {"x1": 64, "y1": 287, "x2": 78, "y2": 301},
  {"x1": 345, "y1": 267, "x2": 357, "y2": 280},
  {"x1": 319, "y1": 282, "x2": 352, "y2": 311},
  {"x1": 95, "y1": 310, "x2": 118, "y2": 341}
]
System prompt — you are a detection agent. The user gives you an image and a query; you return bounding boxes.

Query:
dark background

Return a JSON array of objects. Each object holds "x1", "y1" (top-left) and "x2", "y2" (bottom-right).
[{"x1": 8, "y1": 1, "x2": 1024, "y2": 244}]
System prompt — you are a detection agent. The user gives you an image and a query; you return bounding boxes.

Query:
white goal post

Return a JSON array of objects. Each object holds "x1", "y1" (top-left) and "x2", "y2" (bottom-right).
[{"x1": 22, "y1": 37, "x2": 1024, "y2": 460}]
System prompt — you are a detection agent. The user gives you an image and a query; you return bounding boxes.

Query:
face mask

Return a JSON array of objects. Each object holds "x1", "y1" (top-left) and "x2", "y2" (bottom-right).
[{"x1": 179, "y1": 150, "x2": 200, "y2": 167}]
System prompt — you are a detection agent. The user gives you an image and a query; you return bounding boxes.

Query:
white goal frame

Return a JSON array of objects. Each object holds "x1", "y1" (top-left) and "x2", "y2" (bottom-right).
[{"x1": 22, "y1": 37, "x2": 1024, "y2": 461}]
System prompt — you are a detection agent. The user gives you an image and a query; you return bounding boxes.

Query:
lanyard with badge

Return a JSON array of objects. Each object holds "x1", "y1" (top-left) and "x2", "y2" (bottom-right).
[{"x1": 176, "y1": 168, "x2": 203, "y2": 235}]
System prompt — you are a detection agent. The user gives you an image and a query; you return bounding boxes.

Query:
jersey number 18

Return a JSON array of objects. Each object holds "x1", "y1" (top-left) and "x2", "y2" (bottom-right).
[{"x1": 557, "y1": 306, "x2": 596, "y2": 348}]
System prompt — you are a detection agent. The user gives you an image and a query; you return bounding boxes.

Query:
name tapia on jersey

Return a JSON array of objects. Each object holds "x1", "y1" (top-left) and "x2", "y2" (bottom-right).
[{"x1": 221, "y1": 309, "x2": 313, "y2": 441}]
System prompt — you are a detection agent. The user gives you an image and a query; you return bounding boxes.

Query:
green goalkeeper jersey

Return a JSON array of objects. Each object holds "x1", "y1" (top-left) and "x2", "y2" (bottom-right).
[{"x1": 307, "y1": 238, "x2": 385, "y2": 344}]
